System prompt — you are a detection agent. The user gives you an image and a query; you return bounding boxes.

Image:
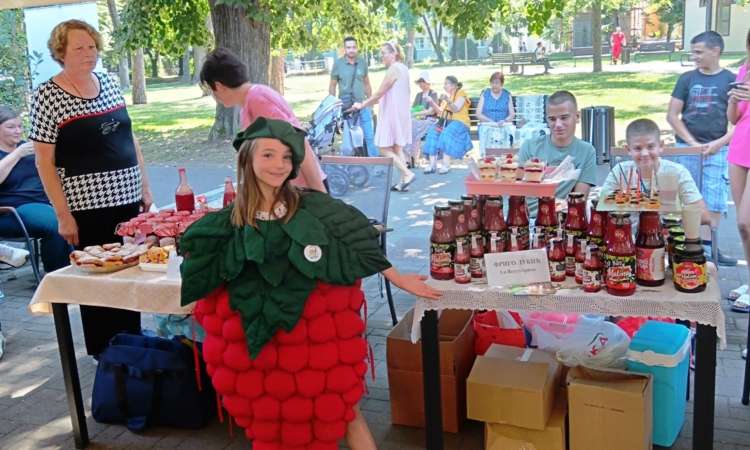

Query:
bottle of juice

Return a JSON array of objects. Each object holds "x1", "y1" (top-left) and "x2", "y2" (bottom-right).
[
  {"x1": 635, "y1": 211, "x2": 665, "y2": 287},
  {"x1": 583, "y1": 245, "x2": 604, "y2": 292},
  {"x1": 587, "y1": 205, "x2": 606, "y2": 247},
  {"x1": 430, "y1": 206, "x2": 456, "y2": 280},
  {"x1": 483, "y1": 196, "x2": 507, "y2": 252},
  {"x1": 565, "y1": 233, "x2": 578, "y2": 277},
  {"x1": 222, "y1": 176, "x2": 236, "y2": 207},
  {"x1": 470, "y1": 234, "x2": 485, "y2": 279},
  {"x1": 536, "y1": 197, "x2": 559, "y2": 239},
  {"x1": 175, "y1": 168, "x2": 195, "y2": 212},
  {"x1": 575, "y1": 238, "x2": 587, "y2": 284},
  {"x1": 605, "y1": 212, "x2": 636, "y2": 296},
  {"x1": 548, "y1": 238, "x2": 566, "y2": 282},
  {"x1": 507, "y1": 196, "x2": 530, "y2": 249},
  {"x1": 564, "y1": 192, "x2": 588, "y2": 240}
]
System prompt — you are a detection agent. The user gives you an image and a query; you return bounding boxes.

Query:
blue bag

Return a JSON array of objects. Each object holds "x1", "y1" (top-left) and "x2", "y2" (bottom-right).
[{"x1": 92, "y1": 333, "x2": 214, "y2": 431}]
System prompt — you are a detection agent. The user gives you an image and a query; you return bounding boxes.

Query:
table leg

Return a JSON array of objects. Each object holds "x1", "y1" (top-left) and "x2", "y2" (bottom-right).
[
  {"x1": 421, "y1": 310, "x2": 443, "y2": 450},
  {"x1": 693, "y1": 324, "x2": 716, "y2": 450},
  {"x1": 52, "y1": 303, "x2": 89, "y2": 449}
]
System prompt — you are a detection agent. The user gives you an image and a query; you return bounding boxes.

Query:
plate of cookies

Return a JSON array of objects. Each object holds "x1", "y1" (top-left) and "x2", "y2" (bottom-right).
[
  {"x1": 139, "y1": 245, "x2": 176, "y2": 272},
  {"x1": 70, "y1": 243, "x2": 153, "y2": 273}
]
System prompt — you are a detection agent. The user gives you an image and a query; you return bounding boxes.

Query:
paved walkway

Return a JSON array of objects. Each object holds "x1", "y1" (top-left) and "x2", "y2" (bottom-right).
[{"x1": 1, "y1": 164, "x2": 749, "y2": 449}]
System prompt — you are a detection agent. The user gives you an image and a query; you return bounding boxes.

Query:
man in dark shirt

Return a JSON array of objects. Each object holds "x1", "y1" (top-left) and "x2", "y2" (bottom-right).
[{"x1": 667, "y1": 31, "x2": 737, "y2": 266}]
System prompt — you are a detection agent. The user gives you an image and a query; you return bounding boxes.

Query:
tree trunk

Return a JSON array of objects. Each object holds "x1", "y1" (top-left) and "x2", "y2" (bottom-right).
[
  {"x1": 269, "y1": 50, "x2": 285, "y2": 95},
  {"x1": 149, "y1": 51, "x2": 158, "y2": 78},
  {"x1": 105, "y1": 0, "x2": 131, "y2": 89},
  {"x1": 592, "y1": 1, "x2": 603, "y2": 73},
  {"x1": 422, "y1": 13, "x2": 446, "y2": 65},
  {"x1": 181, "y1": 46, "x2": 192, "y2": 83},
  {"x1": 132, "y1": 49, "x2": 147, "y2": 104},
  {"x1": 450, "y1": 35, "x2": 458, "y2": 62},
  {"x1": 207, "y1": 0, "x2": 271, "y2": 142},
  {"x1": 666, "y1": 24, "x2": 674, "y2": 42},
  {"x1": 406, "y1": 26, "x2": 415, "y2": 68}
]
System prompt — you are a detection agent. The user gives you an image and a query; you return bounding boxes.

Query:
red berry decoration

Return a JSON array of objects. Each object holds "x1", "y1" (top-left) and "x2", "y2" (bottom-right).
[
  {"x1": 506, "y1": 159, "x2": 513, "y2": 164},
  {"x1": 194, "y1": 281, "x2": 369, "y2": 448},
  {"x1": 533, "y1": 158, "x2": 540, "y2": 163}
]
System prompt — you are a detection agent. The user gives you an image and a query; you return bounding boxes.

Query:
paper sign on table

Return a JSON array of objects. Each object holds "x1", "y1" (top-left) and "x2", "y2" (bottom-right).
[
  {"x1": 484, "y1": 249, "x2": 551, "y2": 287},
  {"x1": 166, "y1": 250, "x2": 183, "y2": 280}
]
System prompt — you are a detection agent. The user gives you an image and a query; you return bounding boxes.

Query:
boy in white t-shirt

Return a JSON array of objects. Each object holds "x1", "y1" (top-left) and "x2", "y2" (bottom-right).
[{"x1": 602, "y1": 118, "x2": 709, "y2": 225}]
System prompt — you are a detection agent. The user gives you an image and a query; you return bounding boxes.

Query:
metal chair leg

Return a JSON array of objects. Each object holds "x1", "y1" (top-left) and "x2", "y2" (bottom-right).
[{"x1": 379, "y1": 231, "x2": 398, "y2": 326}]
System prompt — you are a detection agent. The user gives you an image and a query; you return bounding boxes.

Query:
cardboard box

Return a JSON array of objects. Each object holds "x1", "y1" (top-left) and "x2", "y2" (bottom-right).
[
  {"x1": 485, "y1": 408, "x2": 567, "y2": 450},
  {"x1": 567, "y1": 365, "x2": 654, "y2": 450},
  {"x1": 467, "y1": 344, "x2": 561, "y2": 430},
  {"x1": 386, "y1": 307, "x2": 476, "y2": 433}
]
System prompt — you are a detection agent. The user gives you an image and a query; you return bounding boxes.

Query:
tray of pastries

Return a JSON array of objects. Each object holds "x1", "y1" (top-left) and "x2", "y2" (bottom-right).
[
  {"x1": 70, "y1": 243, "x2": 152, "y2": 273},
  {"x1": 139, "y1": 245, "x2": 175, "y2": 272}
]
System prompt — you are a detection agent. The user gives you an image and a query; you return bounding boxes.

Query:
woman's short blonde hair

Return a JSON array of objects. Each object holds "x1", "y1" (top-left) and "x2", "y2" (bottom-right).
[
  {"x1": 382, "y1": 41, "x2": 404, "y2": 62},
  {"x1": 47, "y1": 20, "x2": 102, "y2": 66}
]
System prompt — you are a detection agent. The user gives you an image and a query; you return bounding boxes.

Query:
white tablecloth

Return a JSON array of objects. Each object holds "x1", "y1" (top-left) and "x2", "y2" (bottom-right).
[
  {"x1": 28, "y1": 266, "x2": 189, "y2": 315},
  {"x1": 412, "y1": 275, "x2": 726, "y2": 348}
]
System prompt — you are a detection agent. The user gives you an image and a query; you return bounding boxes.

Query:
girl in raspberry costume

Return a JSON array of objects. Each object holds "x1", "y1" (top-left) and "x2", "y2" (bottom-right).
[{"x1": 179, "y1": 117, "x2": 441, "y2": 450}]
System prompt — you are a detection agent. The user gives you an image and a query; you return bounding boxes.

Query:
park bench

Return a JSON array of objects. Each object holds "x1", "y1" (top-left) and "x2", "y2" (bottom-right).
[
  {"x1": 633, "y1": 41, "x2": 676, "y2": 63},
  {"x1": 680, "y1": 50, "x2": 747, "y2": 66},
  {"x1": 572, "y1": 46, "x2": 612, "y2": 66},
  {"x1": 490, "y1": 52, "x2": 549, "y2": 75}
]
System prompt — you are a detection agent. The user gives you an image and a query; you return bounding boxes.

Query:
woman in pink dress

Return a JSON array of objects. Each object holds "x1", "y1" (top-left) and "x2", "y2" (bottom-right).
[
  {"x1": 727, "y1": 28, "x2": 750, "y2": 317},
  {"x1": 351, "y1": 42, "x2": 416, "y2": 192}
]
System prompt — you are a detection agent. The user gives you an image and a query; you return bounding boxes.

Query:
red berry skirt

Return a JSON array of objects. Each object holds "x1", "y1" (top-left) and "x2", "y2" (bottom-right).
[{"x1": 193, "y1": 280, "x2": 369, "y2": 450}]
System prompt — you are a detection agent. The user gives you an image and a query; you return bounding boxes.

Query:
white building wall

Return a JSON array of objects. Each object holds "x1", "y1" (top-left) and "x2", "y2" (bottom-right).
[{"x1": 723, "y1": 4, "x2": 750, "y2": 53}]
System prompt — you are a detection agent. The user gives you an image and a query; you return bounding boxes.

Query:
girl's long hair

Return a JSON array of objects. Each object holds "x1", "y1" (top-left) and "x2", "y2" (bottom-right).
[{"x1": 231, "y1": 138, "x2": 299, "y2": 228}]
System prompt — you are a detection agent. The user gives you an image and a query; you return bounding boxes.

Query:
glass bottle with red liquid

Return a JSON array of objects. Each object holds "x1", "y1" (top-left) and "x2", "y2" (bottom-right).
[
  {"x1": 548, "y1": 238, "x2": 566, "y2": 282},
  {"x1": 604, "y1": 212, "x2": 636, "y2": 296},
  {"x1": 583, "y1": 245, "x2": 604, "y2": 292},
  {"x1": 508, "y1": 227, "x2": 521, "y2": 252},
  {"x1": 222, "y1": 176, "x2": 236, "y2": 207},
  {"x1": 462, "y1": 195, "x2": 482, "y2": 242},
  {"x1": 454, "y1": 234, "x2": 471, "y2": 284},
  {"x1": 536, "y1": 196, "x2": 558, "y2": 239},
  {"x1": 635, "y1": 211, "x2": 665, "y2": 287},
  {"x1": 475, "y1": 195, "x2": 487, "y2": 229},
  {"x1": 430, "y1": 206, "x2": 455, "y2": 280},
  {"x1": 564, "y1": 233, "x2": 578, "y2": 277},
  {"x1": 483, "y1": 196, "x2": 507, "y2": 252},
  {"x1": 507, "y1": 196, "x2": 530, "y2": 250},
  {"x1": 531, "y1": 232, "x2": 547, "y2": 251},
  {"x1": 487, "y1": 231, "x2": 503, "y2": 253},
  {"x1": 575, "y1": 238, "x2": 587, "y2": 284},
  {"x1": 564, "y1": 192, "x2": 588, "y2": 240},
  {"x1": 175, "y1": 168, "x2": 195, "y2": 212},
  {"x1": 587, "y1": 205, "x2": 606, "y2": 247},
  {"x1": 469, "y1": 234, "x2": 485, "y2": 279}
]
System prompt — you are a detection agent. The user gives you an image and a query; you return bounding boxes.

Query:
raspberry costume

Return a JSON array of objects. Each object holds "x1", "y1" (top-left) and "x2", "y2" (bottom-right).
[{"x1": 179, "y1": 119, "x2": 391, "y2": 449}]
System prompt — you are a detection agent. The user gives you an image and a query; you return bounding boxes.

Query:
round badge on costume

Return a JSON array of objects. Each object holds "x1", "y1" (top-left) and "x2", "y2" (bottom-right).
[{"x1": 304, "y1": 245, "x2": 322, "y2": 262}]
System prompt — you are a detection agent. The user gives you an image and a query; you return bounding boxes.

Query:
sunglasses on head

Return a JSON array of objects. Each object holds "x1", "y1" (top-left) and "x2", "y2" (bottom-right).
[{"x1": 100, "y1": 120, "x2": 120, "y2": 135}]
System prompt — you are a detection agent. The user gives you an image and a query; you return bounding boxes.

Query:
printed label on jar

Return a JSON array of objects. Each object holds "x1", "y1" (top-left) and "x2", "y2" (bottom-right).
[
  {"x1": 470, "y1": 257, "x2": 485, "y2": 277},
  {"x1": 583, "y1": 269, "x2": 602, "y2": 289},
  {"x1": 540, "y1": 204, "x2": 550, "y2": 215},
  {"x1": 674, "y1": 261, "x2": 707, "y2": 290},
  {"x1": 565, "y1": 255, "x2": 576, "y2": 273},
  {"x1": 604, "y1": 254, "x2": 636, "y2": 290},
  {"x1": 575, "y1": 261, "x2": 584, "y2": 280},
  {"x1": 454, "y1": 263, "x2": 470, "y2": 281},
  {"x1": 458, "y1": 214, "x2": 466, "y2": 224},
  {"x1": 549, "y1": 260, "x2": 566, "y2": 279},
  {"x1": 517, "y1": 226, "x2": 530, "y2": 249},
  {"x1": 471, "y1": 209, "x2": 478, "y2": 219},
  {"x1": 636, "y1": 247, "x2": 666, "y2": 281},
  {"x1": 430, "y1": 242, "x2": 455, "y2": 274},
  {"x1": 588, "y1": 236, "x2": 603, "y2": 246}
]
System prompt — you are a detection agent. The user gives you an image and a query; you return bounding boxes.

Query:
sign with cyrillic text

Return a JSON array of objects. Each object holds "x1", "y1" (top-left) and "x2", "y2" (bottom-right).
[{"x1": 484, "y1": 249, "x2": 551, "y2": 287}]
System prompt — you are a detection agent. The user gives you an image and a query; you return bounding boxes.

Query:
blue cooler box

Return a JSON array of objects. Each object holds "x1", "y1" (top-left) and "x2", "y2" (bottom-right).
[{"x1": 626, "y1": 321, "x2": 690, "y2": 447}]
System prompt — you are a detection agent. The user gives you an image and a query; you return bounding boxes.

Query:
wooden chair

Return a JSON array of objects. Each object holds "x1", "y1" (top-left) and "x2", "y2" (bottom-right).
[{"x1": 320, "y1": 156, "x2": 398, "y2": 325}]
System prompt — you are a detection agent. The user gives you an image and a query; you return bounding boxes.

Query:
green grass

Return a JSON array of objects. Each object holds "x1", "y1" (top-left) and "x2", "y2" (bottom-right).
[{"x1": 120, "y1": 55, "x2": 745, "y2": 164}]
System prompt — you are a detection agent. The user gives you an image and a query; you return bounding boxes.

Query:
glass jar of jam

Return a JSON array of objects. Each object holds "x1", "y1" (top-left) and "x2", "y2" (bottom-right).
[
  {"x1": 483, "y1": 196, "x2": 507, "y2": 252},
  {"x1": 548, "y1": 238, "x2": 566, "y2": 282},
  {"x1": 635, "y1": 211, "x2": 665, "y2": 287},
  {"x1": 605, "y1": 212, "x2": 636, "y2": 297},
  {"x1": 564, "y1": 192, "x2": 588, "y2": 240},
  {"x1": 430, "y1": 205, "x2": 455, "y2": 280},
  {"x1": 661, "y1": 214, "x2": 682, "y2": 241},
  {"x1": 575, "y1": 238, "x2": 587, "y2": 284},
  {"x1": 565, "y1": 233, "x2": 579, "y2": 277},
  {"x1": 470, "y1": 234, "x2": 485, "y2": 279},
  {"x1": 507, "y1": 196, "x2": 530, "y2": 250},
  {"x1": 536, "y1": 196, "x2": 559, "y2": 239},
  {"x1": 673, "y1": 244, "x2": 707, "y2": 293},
  {"x1": 587, "y1": 205, "x2": 606, "y2": 247},
  {"x1": 454, "y1": 234, "x2": 471, "y2": 284},
  {"x1": 583, "y1": 245, "x2": 604, "y2": 292},
  {"x1": 666, "y1": 226, "x2": 685, "y2": 268}
]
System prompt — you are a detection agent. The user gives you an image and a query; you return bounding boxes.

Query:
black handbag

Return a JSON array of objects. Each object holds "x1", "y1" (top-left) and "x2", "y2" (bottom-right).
[
  {"x1": 435, "y1": 110, "x2": 453, "y2": 133},
  {"x1": 339, "y1": 62, "x2": 358, "y2": 110}
]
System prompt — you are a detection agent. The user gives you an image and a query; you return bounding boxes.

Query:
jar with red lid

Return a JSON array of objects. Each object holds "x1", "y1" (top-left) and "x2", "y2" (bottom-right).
[
  {"x1": 604, "y1": 212, "x2": 636, "y2": 296},
  {"x1": 430, "y1": 205, "x2": 455, "y2": 280},
  {"x1": 575, "y1": 238, "x2": 587, "y2": 284},
  {"x1": 635, "y1": 211, "x2": 665, "y2": 287},
  {"x1": 583, "y1": 245, "x2": 604, "y2": 292},
  {"x1": 548, "y1": 238, "x2": 566, "y2": 282},
  {"x1": 483, "y1": 196, "x2": 507, "y2": 252},
  {"x1": 507, "y1": 196, "x2": 530, "y2": 250},
  {"x1": 564, "y1": 192, "x2": 588, "y2": 240}
]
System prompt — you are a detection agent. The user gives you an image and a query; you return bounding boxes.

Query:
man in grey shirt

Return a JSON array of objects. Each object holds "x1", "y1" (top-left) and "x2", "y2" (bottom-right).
[
  {"x1": 329, "y1": 37, "x2": 377, "y2": 156},
  {"x1": 518, "y1": 91, "x2": 597, "y2": 218}
]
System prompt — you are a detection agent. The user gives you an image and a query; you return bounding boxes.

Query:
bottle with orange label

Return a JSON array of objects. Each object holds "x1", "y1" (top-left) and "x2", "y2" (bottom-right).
[
  {"x1": 673, "y1": 244, "x2": 707, "y2": 293},
  {"x1": 604, "y1": 212, "x2": 636, "y2": 296},
  {"x1": 430, "y1": 206, "x2": 455, "y2": 280}
]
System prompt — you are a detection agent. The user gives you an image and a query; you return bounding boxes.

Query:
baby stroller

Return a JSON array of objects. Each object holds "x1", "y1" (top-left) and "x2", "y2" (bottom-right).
[{"x1": 306, "y1": 95, "x2": 343, "y2": 153}]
